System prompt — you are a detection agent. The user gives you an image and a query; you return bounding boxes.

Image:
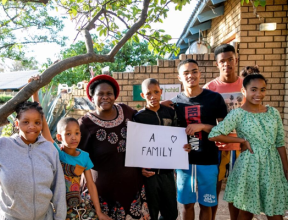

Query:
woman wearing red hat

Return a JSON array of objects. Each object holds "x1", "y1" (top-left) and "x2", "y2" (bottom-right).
[{"x1": 78, "y1": 75, "x2": 149, "y2": 220}]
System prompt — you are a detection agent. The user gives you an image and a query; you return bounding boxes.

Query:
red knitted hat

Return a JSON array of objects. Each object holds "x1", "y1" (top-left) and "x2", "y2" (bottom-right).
[{"x1": 86, "y1": 75, "x2": 120, "y2": 101}]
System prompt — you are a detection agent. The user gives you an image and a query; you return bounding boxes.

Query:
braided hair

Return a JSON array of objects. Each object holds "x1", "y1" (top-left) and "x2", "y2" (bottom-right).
[
  {"x1": 240, "y1": 66, "x2": 267, "y2": 89},
  {"x1": 15, "y1": 101, "x2": 44, "y2": 119}
]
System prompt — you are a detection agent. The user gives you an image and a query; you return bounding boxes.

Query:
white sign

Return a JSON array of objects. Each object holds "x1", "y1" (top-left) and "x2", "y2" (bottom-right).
[
  {"x1": 125, "y1": 121, "x2": 189, "y2": 169},
  {"x1": 160, "y1": 84, "x2": 181, "y2": 100}
]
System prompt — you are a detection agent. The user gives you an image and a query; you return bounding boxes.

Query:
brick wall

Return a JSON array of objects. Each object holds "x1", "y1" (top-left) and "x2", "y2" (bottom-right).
[
  {"x1": 207, "y1": 0, "x2": 241, "y2": 48},
  {"x1": 238, "y1": 0, "x2": 287, "y2": 117},
  {"x1": 64, "y1": 53, "x2": 218, "y2": 119},
  {"x1": 112, "y1": 53, "x2": 216, "y2": 109}
]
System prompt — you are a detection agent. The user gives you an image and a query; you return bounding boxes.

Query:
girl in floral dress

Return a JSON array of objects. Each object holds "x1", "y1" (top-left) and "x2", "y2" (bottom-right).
[{"x1": 209, "y1": 66, "x2": 288, "y2": 220}]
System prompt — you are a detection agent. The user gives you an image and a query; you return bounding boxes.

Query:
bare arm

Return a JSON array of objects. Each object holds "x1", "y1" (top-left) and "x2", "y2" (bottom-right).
[
  {"x1": 186, "y1": 118, "x2": 224, "y2": 135},
  {"x1": 28, "y1": 76, "x2": 54, "y2": 143},
  {"x1": 41, "y1": 116, "x2": 54, "y2": 143},
  {"x1": 160, "y1": 100, "x2": 174, "y2": 109},
  {"x1": 209, "y1": 135, "x2": 253, "y2": 153},
  {"x1": 277, "y1": 146, "x2": 288, "y2": 181},
  {"x1": 84, "y1": 170, "x2": 111, "y2": 220}
]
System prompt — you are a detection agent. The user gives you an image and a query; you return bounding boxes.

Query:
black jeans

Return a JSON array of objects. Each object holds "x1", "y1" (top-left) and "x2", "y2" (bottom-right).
[{"x1": 144, "y1": 171, "x2": 178, "y2": 220}]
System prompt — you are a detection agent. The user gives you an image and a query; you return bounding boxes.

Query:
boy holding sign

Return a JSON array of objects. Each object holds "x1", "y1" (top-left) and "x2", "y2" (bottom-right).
[{"x1": 134, "y1": 78, "x2": 189, "y2": 220}]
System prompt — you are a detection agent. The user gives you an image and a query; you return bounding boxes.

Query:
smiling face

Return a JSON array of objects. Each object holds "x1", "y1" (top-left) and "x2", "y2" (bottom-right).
[
  {"x1": 242, "y1": 78, "x2": 266, "y2": 106},
  {"x1": 141, "y1": 83, "x2": 162, "y2": 110},
  {"x1": 15, "y1": 109, "x2": 43, "y2": 145},
  {"x1": 178, "y1": 62, "x2": 201, "y2": 89},
  {"x1": 56, "y1": 121, "x2": 81, "y2": 149},
  {"x1": 216, "y1": 51, "x2": 238, "y2": 78},
  {"x1": 92, "y1": 83, "x2": 116, "y2": 112}
]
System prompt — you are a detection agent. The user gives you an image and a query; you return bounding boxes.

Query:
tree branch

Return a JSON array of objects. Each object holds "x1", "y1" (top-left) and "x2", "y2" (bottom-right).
[
  {"x1": 0, "y1": 53, "x2": 113, "y2": 126},
  {"x1": 85, "y1": 7, "x2": 106, "y2": 30},
  {"x1": 82, "y1": 29, "x2": 94, "y2": 53},
  {"x1": 106, "y1": 10, "x2": 130, "y2": 29},
  {"x1": 7, "y1": 0, "x2": 48, "y2": 4},
  {"x1": 108, "y1": 0, "x2": 150, "y2": 58},
  {"x1": 153, "y1": 1, "x2": 170, "y2": 23},
  {"x1": 0, "y1": 40, "x2": 58, "y2": 50}
]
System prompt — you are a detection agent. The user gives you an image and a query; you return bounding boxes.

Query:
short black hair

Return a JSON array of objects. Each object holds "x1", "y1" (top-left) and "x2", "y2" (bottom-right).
[
  {"x1": 15, "y1": 101, "x2": 44, "y2": 119},
  {"x1": 57, "y1": 117, "x2": 79, "y2": 133},
  {"x1": 241, "y1": 66, "x2": 267, "y2": 89},
  {"x1": 141, "y1": 78, "x2": 160, "y2": 92},
  {"x1": 214, "y1": 44, "x2": 236, "y2": 60},
  {"x1": 89, "y1": 80, "x2": 117, "y2": 98},
  {"x1": 177, "y1": 59, "x2": 199, "y2": 72}
]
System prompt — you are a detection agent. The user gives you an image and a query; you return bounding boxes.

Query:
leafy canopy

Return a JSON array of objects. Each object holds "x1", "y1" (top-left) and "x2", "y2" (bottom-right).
[
  {"x1": 44, "y1": 35, "x2": 160, "y2": 86},
  {"x1": 0, "y1": 1, "x2": 67, "y2": 65},
  {"x1": 56, "y1": 0, "x2": 188, "y2": 57}
]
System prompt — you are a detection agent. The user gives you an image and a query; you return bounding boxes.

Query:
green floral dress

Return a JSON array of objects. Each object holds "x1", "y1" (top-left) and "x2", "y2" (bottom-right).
[{"x1": 209, "y1": 106, "x2": 288, "y2": 216}]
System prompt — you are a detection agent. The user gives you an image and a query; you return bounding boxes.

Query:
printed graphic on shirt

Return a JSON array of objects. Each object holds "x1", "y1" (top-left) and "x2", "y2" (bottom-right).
[
  {"x1": 185, "y1": 105, "x2": 202, "y2": 151},
  {"x1": 163, "y1": 118, "x2": 172, "y2": 126},
  {"x1": 61, "y1": 163, "x2": 83, "y2": 208},
  {"x1": 221, "y1": 92, "x2": 243, "y2": 113}
]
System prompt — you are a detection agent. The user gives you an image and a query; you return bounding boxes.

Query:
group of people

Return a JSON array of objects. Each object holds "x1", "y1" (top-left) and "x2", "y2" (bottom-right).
[{"x1": 0, "y1": 44, "x2": 287, "y2": 220}]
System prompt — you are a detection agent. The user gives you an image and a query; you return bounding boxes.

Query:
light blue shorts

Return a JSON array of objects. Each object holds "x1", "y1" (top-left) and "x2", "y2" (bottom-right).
[{"x1": 176, "y1": 164, "x2": 218, "y2": 207}]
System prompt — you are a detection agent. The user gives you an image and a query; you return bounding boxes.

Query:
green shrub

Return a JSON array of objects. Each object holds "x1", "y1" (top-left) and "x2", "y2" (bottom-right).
[
  {"x1": 0, "y1": 95, "x2": 13, "y2": 104},
  {"x1": 1, "y1": 87, "x2": 73, "y2": 138},
  {"x1": 1, "y1": 123, "x2": 13, "y2": 137}
]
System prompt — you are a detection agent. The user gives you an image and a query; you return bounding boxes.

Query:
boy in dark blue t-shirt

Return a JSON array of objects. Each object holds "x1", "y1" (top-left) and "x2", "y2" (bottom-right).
[{"x1": 134, "y1": 78, "x2": 183, "y2": 220}]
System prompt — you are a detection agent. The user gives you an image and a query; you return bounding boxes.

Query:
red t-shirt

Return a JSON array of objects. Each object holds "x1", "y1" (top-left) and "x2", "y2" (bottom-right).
[{"x1": 203, "y1": 77, "x2": 243, "y2": 151}]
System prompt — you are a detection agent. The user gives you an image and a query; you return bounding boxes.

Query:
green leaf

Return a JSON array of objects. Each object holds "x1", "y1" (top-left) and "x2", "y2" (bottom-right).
[
  {"x1": 71, "y1": 8, "x2": 77, "y2": 17},
  {"x1": 254, "y1": 1, "x2": 259, "y2": 7},
  {"x1": 148, "y1": 42, "x2": 154, "y2": 51},
  {"x1": 133, "y1": 35, "x2": 140, "y2": 43},
  {"x1": 245, "y1": 0, "x2": 249, "y2": 4},
  {"x1": 241, "y1": 0, "x2": 245, "y2": 5},
  {"x1": 143, "y1": 24, "x2": 151, "y2": 29},
  {"x1": 2, "y1": 0, "x2": 8, "y2": 5},
  {"x1": 259, "y1": 0, "x2": 266, "y2": 7},
  {"x1": 99, "y1": 29, "x2": 104, "y2": 36}
]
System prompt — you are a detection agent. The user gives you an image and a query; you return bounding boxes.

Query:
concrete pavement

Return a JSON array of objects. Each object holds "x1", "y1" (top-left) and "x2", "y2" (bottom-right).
[{"x1": 177, "y1": 191, "x2": 288, "y2": 220}]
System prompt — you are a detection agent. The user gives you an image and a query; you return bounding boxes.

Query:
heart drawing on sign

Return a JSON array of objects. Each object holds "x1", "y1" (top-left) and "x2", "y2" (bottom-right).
[{"x1": 171, "y1": 135, "x2": 177, "y2": 143}]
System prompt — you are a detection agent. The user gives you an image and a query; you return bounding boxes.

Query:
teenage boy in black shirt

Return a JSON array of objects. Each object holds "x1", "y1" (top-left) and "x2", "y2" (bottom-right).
[
  {"x1": 172, "y1": 59, "x2": 227, "y2": 220},
  {"x1": 134, "y1": 78, "x2": 189, "y2": 220}
]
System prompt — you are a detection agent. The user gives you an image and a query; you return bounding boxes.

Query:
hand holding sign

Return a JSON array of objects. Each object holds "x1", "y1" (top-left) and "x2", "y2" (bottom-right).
[
  {"x1": 125, "y1": 121, "x2": 189, "y2": 170},
  {"x1": 142, "y1": 168, "x2": 155, "y2": 177}
]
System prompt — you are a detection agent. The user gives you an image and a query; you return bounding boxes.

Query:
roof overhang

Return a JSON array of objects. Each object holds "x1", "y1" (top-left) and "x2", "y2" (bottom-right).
[{"x1": 174, "y1": 0, "x2": 226, "y2": 58}]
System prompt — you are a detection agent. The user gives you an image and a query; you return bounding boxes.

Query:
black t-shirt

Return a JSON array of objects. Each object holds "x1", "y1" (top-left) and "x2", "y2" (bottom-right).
[
  {"x1": 171, "y1": 89, "x2": 227, "y2": 165},
  {"x1": 133, "y1": 105, "x2": 175, "y2": 173},
  {"x1": 134, "y1": 105, "x2": 175, "y2": 126}
]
